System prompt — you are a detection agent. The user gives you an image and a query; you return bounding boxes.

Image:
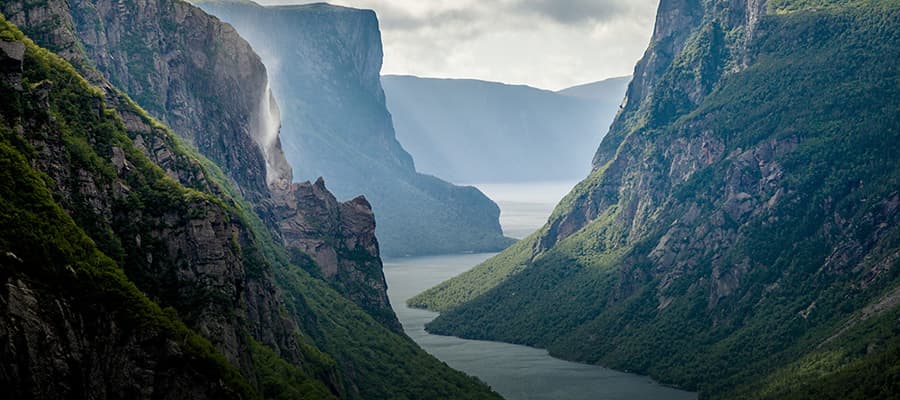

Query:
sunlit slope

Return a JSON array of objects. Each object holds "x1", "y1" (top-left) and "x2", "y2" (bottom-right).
[{"x1": 414, "y1": 1, "x2": 900, "y2": 398}]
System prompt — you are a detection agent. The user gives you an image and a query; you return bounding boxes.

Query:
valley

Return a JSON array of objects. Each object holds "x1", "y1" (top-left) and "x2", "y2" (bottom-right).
[
  {"x1": 384, "y1": 184, "x2": 696, "y2": 400},
  {"x1": 385, "y1": 253, "x2": 696, "y2": 400},
  {"x1": 1, "y1": 0, "x2": 897, "y2": 399}
]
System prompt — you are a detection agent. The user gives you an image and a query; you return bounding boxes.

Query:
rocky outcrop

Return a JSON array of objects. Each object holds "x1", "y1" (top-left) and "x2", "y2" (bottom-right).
[
  {"x1": 0, "y1": 40, "x2": 24, "y2": 88},
  {"x1": 195, "y1": 0, "x2": 513, "y2": 257},
  {"x1": 270, "y1": 178, "x2": 399, "y2": 330}
]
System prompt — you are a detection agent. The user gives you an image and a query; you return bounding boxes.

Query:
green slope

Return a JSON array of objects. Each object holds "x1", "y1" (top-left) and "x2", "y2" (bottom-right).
[
  {"x1": 0, "y1": 21, "x2": 260, "y2": 399},
  {"x1": 0, "y1": 16, "x2": 500, "y2": 400},
  {"x1": 414, "y1": 1, "x2": 900, "y2": 398}
]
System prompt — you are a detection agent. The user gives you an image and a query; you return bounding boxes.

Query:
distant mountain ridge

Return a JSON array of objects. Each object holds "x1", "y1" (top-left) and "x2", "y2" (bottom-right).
[
  {"x1": 557, "y1": 76, "x2": 631, "y2": 102},
  {"x1": 196, "y1": 0, "x2": 513, "y2": 257},
  {"x1": 382, "y1": 74, "x2": 630, "y2": 183}
]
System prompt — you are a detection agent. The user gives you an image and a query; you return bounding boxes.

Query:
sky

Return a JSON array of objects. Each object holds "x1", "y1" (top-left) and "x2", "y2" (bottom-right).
[{"x1": 256, "y1": 0, "x2": 660, "y2": 91}]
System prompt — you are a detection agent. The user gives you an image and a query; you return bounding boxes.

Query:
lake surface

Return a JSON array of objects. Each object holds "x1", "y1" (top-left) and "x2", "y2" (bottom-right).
[
  {"x1": 467, "y1": 181, "x2": 578, "y2": 238},
  {"x1": 383, "y1": 181, "x2": 697, "y2": 400}
]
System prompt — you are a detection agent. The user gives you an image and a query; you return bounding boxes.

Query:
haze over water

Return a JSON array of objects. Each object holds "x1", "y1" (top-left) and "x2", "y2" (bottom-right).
[
  {"x1": 384, "y1": 181, "x2": 697, "y2": 400},
  {"x1": 467, "y1": 181, "x2": 577, "y2": 238}
]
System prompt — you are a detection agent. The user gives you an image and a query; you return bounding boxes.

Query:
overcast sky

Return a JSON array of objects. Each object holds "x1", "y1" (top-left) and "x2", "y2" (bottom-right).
[{"x1": 256, "y1": 0, "x2": 660, "y2": 90}]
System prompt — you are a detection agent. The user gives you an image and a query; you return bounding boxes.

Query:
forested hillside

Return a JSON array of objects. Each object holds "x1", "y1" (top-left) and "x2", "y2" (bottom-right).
[
  {"x1": 0, "y1": 4, "x2": 501, "y2": 398},
  {"x1": 412, "y1": 1, "x2": 900, "y2": 398}
]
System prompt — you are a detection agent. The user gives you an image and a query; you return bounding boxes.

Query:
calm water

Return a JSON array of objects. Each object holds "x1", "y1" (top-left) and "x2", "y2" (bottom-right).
[
  {"x1": 467, "y1": 181, "x2": 577, "y2": 238},
  {"x1": 383, "y1": 182, "x2": 697, "y2": 400}
]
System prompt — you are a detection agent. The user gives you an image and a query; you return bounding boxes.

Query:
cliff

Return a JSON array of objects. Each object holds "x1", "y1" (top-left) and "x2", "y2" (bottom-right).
[
  {"x1": 2, "y1": 0, "x2": 403, "y2": 332},
  {"x1": 0, "y1": 3, "x2": 502, "y2": 399},
  {"x1": 413, "y1": 0, "x2": 900, "y2": 398},
  {"x1": 0, "y1": 21, "x2": 294, "y2": 398},
  {"x1": 269, "y1": 177, "x2": 397, "y2": 329},
  {"x1": 194, "y1": 0, "x2": 514, "y2": 257},
  {"x1": 70, "y1": 0, "x2": 291, "y2": 200},
  {"x1": 381, "y1": 75, "x2": 629, "y2": 183}
]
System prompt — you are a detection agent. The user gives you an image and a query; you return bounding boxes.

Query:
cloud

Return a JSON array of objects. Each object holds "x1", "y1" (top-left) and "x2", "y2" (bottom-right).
[
  {"x1": 509, "y1": 0, "x2": 632, "y2": 25},
  {"x1": 254, "y1": 0, "x2": 660, "y2": 90},
  {"x1": 349, "y1": 2, "x2": 472, "y2": 31}
]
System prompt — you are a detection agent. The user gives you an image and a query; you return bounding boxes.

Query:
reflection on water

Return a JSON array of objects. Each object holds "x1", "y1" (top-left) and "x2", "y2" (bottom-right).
[{"x1": 384, "y1": 253, "x2": 697, "y2": 400}]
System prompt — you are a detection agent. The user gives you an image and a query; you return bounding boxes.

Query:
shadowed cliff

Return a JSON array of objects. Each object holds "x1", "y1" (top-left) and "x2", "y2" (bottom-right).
[{"x1": 195, "y1": 0, "x2": 515, "y2": 257}]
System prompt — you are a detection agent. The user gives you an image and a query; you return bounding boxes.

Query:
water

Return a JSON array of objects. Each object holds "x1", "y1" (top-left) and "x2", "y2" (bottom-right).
[
  {"x1": 254, "y1": 83, "x2": 291, "y2": 189},
  {"x1": 384, "y1": 254, "x2": 697, "y2": 400},
  {"x1": 383, "y1": 181, "x2": 697, "y2": 400},
  {"x1": 466, "y1": 181, "x2": 578, "y2": 238}
]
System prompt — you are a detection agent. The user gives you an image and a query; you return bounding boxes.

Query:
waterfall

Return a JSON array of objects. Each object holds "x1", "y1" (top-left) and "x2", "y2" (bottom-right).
[{"x1": 255, "y1": 82, "x2": 292, "y2": 193}]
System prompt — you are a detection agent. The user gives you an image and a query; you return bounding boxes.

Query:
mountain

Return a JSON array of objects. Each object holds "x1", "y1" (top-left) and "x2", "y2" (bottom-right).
[
  {"x1": 556, "y1": 76, "x2": 631, "y2": 102},
  {"x1": 381, "y1": 75, "x2": 629, "y2": 183},
  {"x1": 2, "y1": 0, "x2": 396, "y2": 330},
  {"x1": 411, "y1": 0, "x2": 900, "y2": 398},
  {"x1": 193, "y1": 0, "x2": 514, "y2": 257},
  {"x1": 0, "y1": 1, "x2": 502, "y2": 398}
]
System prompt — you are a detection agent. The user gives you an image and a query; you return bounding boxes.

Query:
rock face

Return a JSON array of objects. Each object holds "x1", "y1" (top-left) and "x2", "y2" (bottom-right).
[
  {"x1": 381, "y1": 75, "x2": 630, "y2": 183},
  {"x1": 70, "y1": 0, "x2": 291, "y2": 200},
  {"x1": 0, "y1": 276, "x2": 247, "y2": 400},
  {"x1": 2, "y1": 0, "x2": 291, "y2": 201},
  {"x1": 414, "y1": 1, "x2": 900, "y2": 398},
  {"x1": 0, "y1": 40, "x2": 24, "y2": 93},
  {"x1": 0, "y1": 29, "x2": 263, "y2": 399},
  {"x1": 195, "y1": 0, "x2": 514, "y2": 257},
  {"x1": 270, "y1": 178, "x2": 398, "y2": 330},
  {"x1": 1, "y1": 0, "x2": 398, "y2": 330},
  {"x1": 0, "y1": 4, "x2": 503, "y2": 400}
]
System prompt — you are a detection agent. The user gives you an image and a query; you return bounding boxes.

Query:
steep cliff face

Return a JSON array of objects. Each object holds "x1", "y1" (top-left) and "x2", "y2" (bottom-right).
[
  {"x1": 0, "y1": 5, "x2": 504, "y2": 400},
  {"x1": 414, "y1": 0, "x2": 900, "y2": 398},
  {"x1": 2, "y1": 0, "x2": 400, "y2": 331},
  {"x1": 0, "y1": 25, "x2": 263, "y2": 399},
  {"x1": 3, "y1": 0, "x2": 293, "y2": 201},
  {"x1": 195, "y1": 0, "x2": 514, "y2": 257},
  {"x1": 270, "y1": 178, "x2": 398, "y2": 330},
  {"x1": 73, "y1": 0, "x2": 290, "y2": 199}
]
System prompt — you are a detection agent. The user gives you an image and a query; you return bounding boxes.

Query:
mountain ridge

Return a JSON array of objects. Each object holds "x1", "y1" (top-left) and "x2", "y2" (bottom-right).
[
  {"x1": 411, "y1": 0, "x2": 900, "y2": 398},
  {"x1": 381, "y1": 74, "x2": 629, "y2": 183},
  {"x1": 557, "y1": 76, "x2": 632, "y2": 101}
]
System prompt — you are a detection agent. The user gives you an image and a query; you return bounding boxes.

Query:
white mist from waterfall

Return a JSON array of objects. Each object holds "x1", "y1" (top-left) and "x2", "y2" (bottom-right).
[{"x1": 255, "y1": 83, "x2": 292, "y2": 193}]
